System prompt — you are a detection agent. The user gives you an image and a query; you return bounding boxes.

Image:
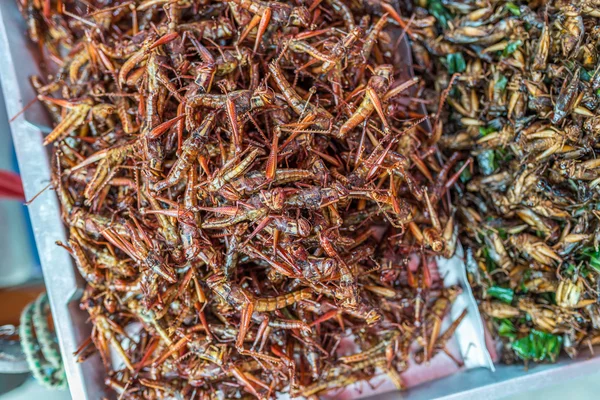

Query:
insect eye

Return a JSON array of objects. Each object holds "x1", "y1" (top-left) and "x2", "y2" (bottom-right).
[{"x1": 250, "y1": 97, "x2": 262, "y2": 108}]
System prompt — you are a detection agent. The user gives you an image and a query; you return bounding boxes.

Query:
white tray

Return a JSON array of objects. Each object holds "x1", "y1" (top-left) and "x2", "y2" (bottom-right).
[{"x1": 2, "y1": 1, "x2": 599, "y2": 399}]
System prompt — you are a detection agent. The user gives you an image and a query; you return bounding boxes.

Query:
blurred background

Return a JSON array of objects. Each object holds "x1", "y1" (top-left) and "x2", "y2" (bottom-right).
[{"x1": 0, "y1": 78, "x2": 49, "y2": 398}]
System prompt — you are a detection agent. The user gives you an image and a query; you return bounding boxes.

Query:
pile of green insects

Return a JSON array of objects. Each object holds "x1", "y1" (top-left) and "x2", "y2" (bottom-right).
[
  {"x1": 410, "y1": 0, "x2": 600, "y2": 363},
  {"x1": 20, "y1": 0, "x2": 467, "y2": 397}
]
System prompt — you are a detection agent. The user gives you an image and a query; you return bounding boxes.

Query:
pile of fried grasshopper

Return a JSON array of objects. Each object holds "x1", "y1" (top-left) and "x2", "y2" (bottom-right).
[{"x1": 19, "y1": 0, "x2": 469, "y2": 397}]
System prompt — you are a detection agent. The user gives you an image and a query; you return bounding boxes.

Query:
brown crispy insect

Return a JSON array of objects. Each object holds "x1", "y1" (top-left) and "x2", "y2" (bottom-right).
[
  {"x1": 418, "y1": 0, "x2": 600, "y2": 364},
  {"x1": 20, "y1": 0, "x2": 463, "y2": 397}
]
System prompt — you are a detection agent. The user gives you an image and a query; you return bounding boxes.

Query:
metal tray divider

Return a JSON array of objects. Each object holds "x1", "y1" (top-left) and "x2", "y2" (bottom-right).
[{"x1": 437, "y1": 243, "x2": 495, "y2": 370}]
